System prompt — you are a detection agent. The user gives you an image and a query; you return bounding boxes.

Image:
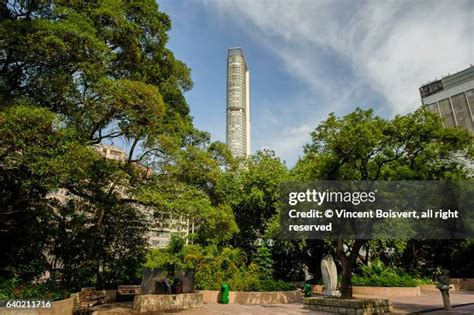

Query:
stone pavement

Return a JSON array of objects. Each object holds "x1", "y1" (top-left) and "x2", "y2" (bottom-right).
[
  {"x1": 356, "y1": 291, "x2": 474, "y2": 314},
  {"x1": 172, "y1": 303, "x2": 330, "y2": 314},
  {"x1": 91, "y1": 291, "x2": 474, "y2": 314},
  {"x1": 176, "y1": 291, "x2": 474, "y2": 315},
  {"x1": 91, "y1": 302, "x2": 331, "y2": 314}
]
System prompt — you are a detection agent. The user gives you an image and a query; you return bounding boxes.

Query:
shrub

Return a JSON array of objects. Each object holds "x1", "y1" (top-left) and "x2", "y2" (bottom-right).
[
  {"x1": 252, "y1": 245, "x2": 273, "y2": 279},
  {"x1": 0, "y1": 279, "x2": 70, "y2": 301},
  {"x1": 352, "y1": 274, "x2": 419, "y2": 287},
  {"x1": 226, "y1": 263, "x2": 261, "y2": 291},
  {"x1": 352, "y1": 259, "x2": 430, "y2": 287},
  {"x1": 451, "y1": 240, "x2": 474, "y2": 278},
  {"x1": 145, "y1": 239, "x2": 295, "y2": 292}
]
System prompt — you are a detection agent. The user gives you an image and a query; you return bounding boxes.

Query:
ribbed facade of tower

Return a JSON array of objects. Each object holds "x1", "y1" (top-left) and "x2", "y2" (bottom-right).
[{"x1": 226, "y1": 47, "x2": 250, "y2": 157}]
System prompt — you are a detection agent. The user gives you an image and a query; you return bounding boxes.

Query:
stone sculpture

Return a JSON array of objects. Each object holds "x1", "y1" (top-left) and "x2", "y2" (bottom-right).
[
  {"x1": 141, "y1": 268, "x2": 195, "y2": 295},
  {"x1": 436, "y1": 269, "x2": 452, "y2": 310},
  {"x1": 141, "y1": 268, "x2": 166, "y2": 294},
  {"x1": 302, "y1": 264, "x2": 312, "y2": 282},
  {"x1": 321, "y1": 254, "x2": 340, "y2": 296}
]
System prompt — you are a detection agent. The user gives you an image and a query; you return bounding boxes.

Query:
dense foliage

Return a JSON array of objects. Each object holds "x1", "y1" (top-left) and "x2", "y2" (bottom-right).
[
  {"x1": 292, "y1": 108, "x2": 473, "y2": 298},
  {"x1": 0, "y1": 0, "x2": 234, "y2": 296},
  {"x1": 351, "y1": 259, "x2": 431, "y2": 287},
  {"x1": 145, "y1": 236, "x2": 295, "y2": 292},
  {"x1": 1, "y1": 0, "x2": 473, "y2": 301},
  {"x1": 0, "y1": 278, "x2": 70, "y2": 301}
]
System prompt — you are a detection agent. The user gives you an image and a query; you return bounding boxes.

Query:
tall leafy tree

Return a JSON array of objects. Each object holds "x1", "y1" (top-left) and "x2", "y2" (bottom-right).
[
  {"x1": 1, "y1": 0, "x2": 193, "y2": 152},
  {"x1": 228, "y1": 150, "x2": 289, "y2": 251},
  {"x1": 295, "y1": 108, "x2": 472, "y2": 298},
  {"x1": 0, "y1": 0, "x2": 235, "y2": 291}
]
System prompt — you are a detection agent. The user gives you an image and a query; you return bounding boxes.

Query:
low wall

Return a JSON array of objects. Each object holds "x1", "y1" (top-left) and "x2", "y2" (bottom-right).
[
  {"x1": 199, "y1": 290, "x2": 302, "y2": 304},
  {"x1": 71, "y1": 289, "x2": 117, "y2": 305},
  {"x1": 418, "y1": 280, "x2": 474, "y2": 292},
  {"x1": 353, "y1": 286, "x2": 421, "y2": 297},
  {"x1": 419, "y1": 284, "x2": 438, "y2": 292},
  {"x1": 133, "y1": 293, "x2": 203, "y2": 312},
  {"x1": 101, "y1": 289, "x2": 117, "y2": 303},
  {"x1": 0, "y1": 288, "x2": 116, "y2": 315},
  {"x1": 314, "y1": 285, "x2": 421, "y2": 297},
  {"x1": 40, "y1": 298, "x2": 75, "y2": 315},
  {"x1": 0, "y1": 297, "x2": 76, "y2": 315},
  {"x1": 451, "y1": 278, "x2": 474, "y2": 291}
]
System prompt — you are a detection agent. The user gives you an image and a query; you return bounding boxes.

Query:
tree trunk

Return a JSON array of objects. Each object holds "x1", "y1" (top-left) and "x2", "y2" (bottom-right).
[
  {"x1": 340, "y1": 261, "x2": 353, "y2": 298},
  {"x1": 337, "y1": 239, "x2": 365, "y2": 299},
  {"x1": 337, "y1": 239, "x2": 351, "y2": 298}
]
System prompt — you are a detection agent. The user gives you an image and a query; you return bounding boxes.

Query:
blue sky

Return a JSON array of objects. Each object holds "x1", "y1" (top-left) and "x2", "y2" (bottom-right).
[{"x1": 158, "y1": 0, "x2": 473, "y2": 166}]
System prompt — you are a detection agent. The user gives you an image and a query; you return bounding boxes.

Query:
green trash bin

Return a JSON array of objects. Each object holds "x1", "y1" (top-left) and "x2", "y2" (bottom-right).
[
  {"x1": 219, "y1": 283, "x2": 230, "y2": 304},
  {"x1": 304, "y1": 283, "x2": 312, "y2": 297}
]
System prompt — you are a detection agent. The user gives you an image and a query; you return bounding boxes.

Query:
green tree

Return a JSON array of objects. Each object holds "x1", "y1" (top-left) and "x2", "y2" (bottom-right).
[
  {"x1": 135, "y1": 137, "x2": 239, "y2": 245},
  {"x1": 0, "y1": 0, "x2": 231, "y2": 293},
  {"x1": 296, "y1": 108, "x2": 472, "y2": 298},
  {"x1": 0, "y1": 104, "x2": 150, "y2": 288},
  {"x1": 229, "y1": 150, "x2": 289, "y2": 250},
  {"x1": 263, "y1": 208, "x2": 329, "y2": 282},
  {"x1": 0, "y1": 105, "x2": 59, "y2": 281},
  {"x1": 253, "y1": 245, "x2": 273, "y2": 279},
  {"x1": 400, "y1": 239, "x2": 474, "y2": 279}
]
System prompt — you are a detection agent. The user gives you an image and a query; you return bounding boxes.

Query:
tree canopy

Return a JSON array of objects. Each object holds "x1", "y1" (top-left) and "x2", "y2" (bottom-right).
[
  {"x1": 1, "y1": 0, "x2": 473, "y2": 300},
  {"x1": 0, "y1": 0, "x2": 236, "y2": 291},
  {"x1": 294, "y1": 108, "x2": 473, "y2": 298}
]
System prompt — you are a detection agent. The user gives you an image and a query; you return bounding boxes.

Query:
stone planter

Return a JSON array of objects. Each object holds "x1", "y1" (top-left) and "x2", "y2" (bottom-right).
[
  {"x1": 133, "y1": 293, "x2": 203, "y2": 312},
  {"x1": 304, "y1": 296, "x2": 393, "y2": 314}
]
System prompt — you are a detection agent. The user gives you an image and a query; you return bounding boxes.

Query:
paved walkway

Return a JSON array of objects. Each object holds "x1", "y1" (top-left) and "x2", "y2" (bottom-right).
[
  {"x1": 357, "y1": 291, "x2": 474, "y2": 313},
  {"x1": 91, "y1": 302, "x2": 331, "y2": 314},
  {"x1": 91, "y1": 292, "x2": 474, "y2": 314},
  {"x1": 176, "y1": 292, "x2": 474, "y2": 314},
  {"x1": 175, "y1": 303, "x2": 328, "y2": 315}
]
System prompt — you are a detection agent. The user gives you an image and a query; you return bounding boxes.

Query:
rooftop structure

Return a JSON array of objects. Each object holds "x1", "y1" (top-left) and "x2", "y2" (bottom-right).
[{"x1": 420, "y1": 66, "x2": 474, "y2": 132}]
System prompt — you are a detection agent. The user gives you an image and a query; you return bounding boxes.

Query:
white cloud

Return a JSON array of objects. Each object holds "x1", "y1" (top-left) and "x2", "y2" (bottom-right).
[
  {"x1": 259, "y1": 123, "x2": 312, "y2": 165},
  {"x1": 204, "y1": 0, "x2": 473, "y2": 164},
  {"x1": 251, "y1": 95, "x2": 327, "y2": 165},
  {"x1": 210, "y1": 0, "x2": 472, "y2": 115}
]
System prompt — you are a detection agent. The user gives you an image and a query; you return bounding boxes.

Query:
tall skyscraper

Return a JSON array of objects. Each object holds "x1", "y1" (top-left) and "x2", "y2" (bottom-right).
[
  {"x1": 226, "y1": 47, "x2": 250, "y2": 157},
  {"x1": 420, "y1": 65, "x2": 474, "y2": 133}
]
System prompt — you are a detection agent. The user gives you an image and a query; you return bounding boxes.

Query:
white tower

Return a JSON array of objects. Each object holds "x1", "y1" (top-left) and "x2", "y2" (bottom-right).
[{"x1": 226, "y1": 47, "x2": 250, "y2": 157}]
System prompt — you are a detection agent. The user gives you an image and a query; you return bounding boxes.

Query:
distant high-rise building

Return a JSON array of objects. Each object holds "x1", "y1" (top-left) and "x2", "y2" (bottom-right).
[
  {"x1": 420, "y1": 65, "x2": 474, "y2": 132},
  {"x1": 94, "y1": 144, "x2": 127, "y2": 161},
  {"x1": 92, "y1": 144, "x2": 193, "y2": 249},
  {"x1": 226, "y1": 47, "x2": 250, "y2": 157}
]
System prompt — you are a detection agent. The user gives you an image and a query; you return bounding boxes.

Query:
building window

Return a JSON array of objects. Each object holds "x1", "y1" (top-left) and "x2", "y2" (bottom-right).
[
  {"x1": 438, "y1": 98, "x2": 456, "y2": 128},
  {"x1": 451, "y1": 93, "x2": 473, "y2": 130},
  {"x1": 466, "y1": 89, "x2": 474, "y2": 115}
]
